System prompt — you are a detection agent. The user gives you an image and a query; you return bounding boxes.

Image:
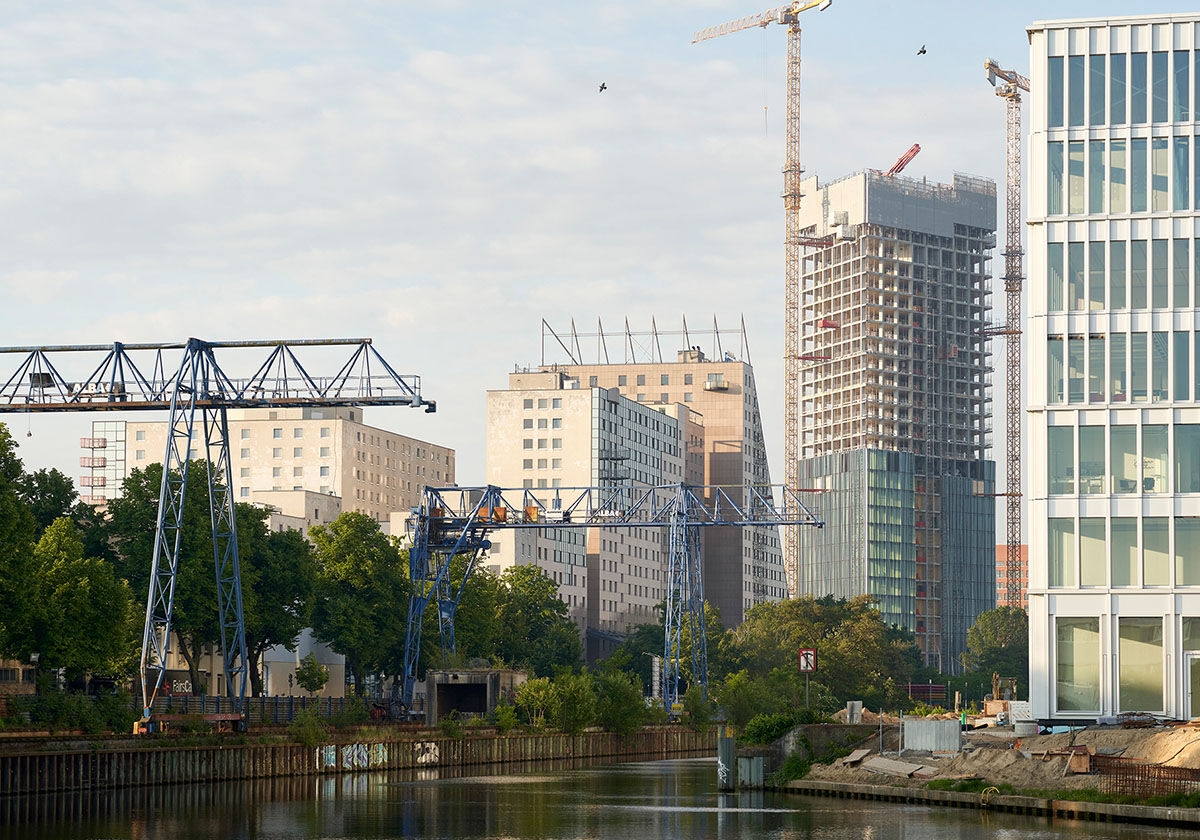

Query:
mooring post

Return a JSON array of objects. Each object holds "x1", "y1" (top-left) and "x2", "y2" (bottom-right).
[{"x1": 717, "y1": 723, "x2": 736, "y2": 791}]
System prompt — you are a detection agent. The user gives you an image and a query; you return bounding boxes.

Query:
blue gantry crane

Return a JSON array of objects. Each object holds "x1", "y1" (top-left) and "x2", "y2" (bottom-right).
[
  {"x1": 400, "y1": 483, "x2": 822, "y2": 715},
  {"x1": 0, "y1": 337, "x2": 432, "y2": 726}
]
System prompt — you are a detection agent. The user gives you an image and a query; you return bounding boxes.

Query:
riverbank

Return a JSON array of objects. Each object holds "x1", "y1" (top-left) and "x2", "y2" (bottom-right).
[
  {"x1": 0, "y1": 726, "x2": 714, "y2": 796},
  {"x1": 780, "y1": 778, "x2": 1200, "y2": 829}
]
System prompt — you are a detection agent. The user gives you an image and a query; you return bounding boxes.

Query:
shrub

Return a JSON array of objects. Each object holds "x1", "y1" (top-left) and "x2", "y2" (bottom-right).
[
  {"x1": 682, "y1": 685, "x2": 712, "y2": 732},
  {"x1": 439, "y1": 710, "x2": 464, "y2": 739},
  {"x1": 593, "y1": 670, "x2": 644, "y2": 736},
  {"x1": 715, "y1": 671, "x2": 766, "y2": 728},
  {"x1": 516, "y1": 677, "x2": 554, "y2": 726},
  {"x1": 492, "y1": 703, "x2": 518, "y2": 734},
  {"x1": 330, "y1": 698, "x2": 371, "y2": 727},
  {"x1": 287, "y1": 706, "x2": 327, "y2": 748},
  {"x1": 550, "y1": 671, "x2": 596, "y2": 734},
  {"x1": 741, "y1": 712, "x2": 797, "y2": 746}
]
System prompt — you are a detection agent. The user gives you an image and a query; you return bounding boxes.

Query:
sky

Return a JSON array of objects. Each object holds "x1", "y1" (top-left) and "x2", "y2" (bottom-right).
[{"x1": 0, "y1": 1, "x2": 1189, "y2": 533}]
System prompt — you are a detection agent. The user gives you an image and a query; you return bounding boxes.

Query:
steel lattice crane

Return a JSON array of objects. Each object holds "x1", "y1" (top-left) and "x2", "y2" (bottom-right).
[
  {"x1": 694, "y1": 0, "x2": 835, "y2": 598},
  {"x1": 984, "y1": 59, "x2": 1029, "y2": 607},
  {"x1": 0, "y1": 338, "x2": 432, "y2": 727},
  {"x1": 399, "y1": 483, "x2": 822, "y2": 715}
]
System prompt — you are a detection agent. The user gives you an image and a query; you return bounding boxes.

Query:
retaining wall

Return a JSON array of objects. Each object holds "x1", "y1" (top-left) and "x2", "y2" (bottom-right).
[{"x1": 0, "y1": 727, "x2": 714, "y2": 797}]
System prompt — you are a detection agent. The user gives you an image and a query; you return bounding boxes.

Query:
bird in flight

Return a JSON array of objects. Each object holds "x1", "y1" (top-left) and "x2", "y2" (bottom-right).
[
  {"x1": 599, "y1": 82, "x2": 607, "y2": 93},
  {"x1": 917, "y1": 45, "x2": 926, "y2": 55}
]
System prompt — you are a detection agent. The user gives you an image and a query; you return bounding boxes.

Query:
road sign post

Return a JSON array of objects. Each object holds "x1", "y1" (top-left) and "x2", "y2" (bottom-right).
[{"x1": 798, "y1": 647, "x2": 816, "y2": 708}]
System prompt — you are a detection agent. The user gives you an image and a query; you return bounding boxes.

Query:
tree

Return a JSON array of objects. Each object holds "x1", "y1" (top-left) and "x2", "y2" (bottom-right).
[
  {"x1": 549, "y1": 670, "x2": 595, "y2": 734},
  {"x1": 962, "y1": 606, "x2": 1029, "y2": 676},
  {"x1": 714, "y1": 670, "x2": 767, "y2": 728},
  {"x1": 308, "y1": 512, "x2": 408, "y2": 695},
  {"x1": 593, "y1": 668, "x2": 644, "y2": 736},
  {"x1": 495, "y1": 565, "x2": 581, "y2": 676},
  {"x1": 0, "y1": 423, "x2": 38, "y2": 662},
  {"x1": 682, "y1": 684, "x2": 712, "y2": 731},
  {"x1": 237, "y1": 506, "x2": 315, "y2": 697},
  {"x1": 295, "y1": 652, "x2": 329, "y2": 697},
  {"x1": 16, "y1": 468, "x2": 78, "y2": 535},
  {"x1": 106, "y1": 462, "x2": 222, "y2": 694},
  {"x1": 516, "y1": 676, "x2": 554, "y2": 725},
  {"x1": 24, "y1": 518, "x2": 136, "y2": 682}
]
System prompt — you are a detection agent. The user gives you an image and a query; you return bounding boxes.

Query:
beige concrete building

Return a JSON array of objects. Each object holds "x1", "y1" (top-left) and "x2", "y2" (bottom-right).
[
  {"x1": 533, "y1": 323, "x2": 787, "y2": 626},
  {"x1": 485, "y1": 370, "x2": 688, "y2": 656},
  {"x1": 80, "y1": 407, "x2": 454, "y2": 529}
]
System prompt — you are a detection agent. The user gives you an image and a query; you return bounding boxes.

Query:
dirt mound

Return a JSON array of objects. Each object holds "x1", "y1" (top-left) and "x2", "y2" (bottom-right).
[{"x1": 832, "y1": 707, "x2": 900, "y2": 725}]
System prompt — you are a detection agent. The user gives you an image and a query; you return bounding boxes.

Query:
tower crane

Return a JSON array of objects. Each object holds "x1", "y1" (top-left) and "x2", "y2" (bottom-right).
[
  {"x1": 0, "y1": 338, "x2": 432, "y2": 728},
  {"x1": 399, "y1": 483, "x2": 822, "y2": 715},
  {"x1": 694, "y1": 0, "x2": 835, "y2": 598},
  {"x1": 984, "y1": 59, "x2": 1029, "y2": 607}
]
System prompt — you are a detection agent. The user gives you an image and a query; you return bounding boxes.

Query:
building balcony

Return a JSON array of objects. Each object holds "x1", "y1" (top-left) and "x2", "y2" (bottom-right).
[
  {"x1": 80, "y1": 456, "x2": 107, "y2": 468},
  {"x1": 80, "y1": 437, "x2": 107, "y2": 449}
]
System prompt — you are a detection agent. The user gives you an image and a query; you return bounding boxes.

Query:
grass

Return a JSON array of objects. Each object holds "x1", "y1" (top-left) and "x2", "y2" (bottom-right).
[{"x1": 925, "y1": 778, "x2": 1200, "y2": 809}]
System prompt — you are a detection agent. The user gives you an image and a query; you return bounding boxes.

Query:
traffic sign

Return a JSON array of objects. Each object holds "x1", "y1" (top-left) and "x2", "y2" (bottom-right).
[{"x1": 798, "y1": 648, "x2": 817, "y2": 673}]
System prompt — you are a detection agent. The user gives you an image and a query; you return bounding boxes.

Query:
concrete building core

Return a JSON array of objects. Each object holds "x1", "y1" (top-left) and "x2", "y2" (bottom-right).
[{"x1": 794, "y1": 170, "x2": 998, "y2": 673}]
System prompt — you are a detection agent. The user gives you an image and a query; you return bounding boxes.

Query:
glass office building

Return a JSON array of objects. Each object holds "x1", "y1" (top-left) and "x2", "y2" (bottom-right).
[{"x1": 1028, "y1": 14, "x2": 1200, "y2": 720}]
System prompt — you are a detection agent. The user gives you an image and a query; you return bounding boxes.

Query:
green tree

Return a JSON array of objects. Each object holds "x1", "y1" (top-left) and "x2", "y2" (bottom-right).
[
  {"x1": 0, "y1": 424, "x2": 39, "y2": 662},
  {"x1": 611, "y1": 622, "x2": 662, "y2": 693},
  {"x1": 516, "y1": 676, "x2": 554, "y2": 725},
  {"x1": 549, "y1": 670, "x2": 595, "y2": 734},
  {"x1": 714, "y1": 670, "x2": 767, "y2": 728},
  {"x1": 593, "y1": 667, "x2": 644, "y2": 736},
  {"x1": 16, "y1": 468, "x2": 78, "y2": 534},
  {"x1": 295, "y1": 652, "x2": 329, "y2": 696},
  {"x1": 25, "y1": 518, "x2": 136, "y2": 682},
  {"x1": 962, "y1": 606, "x2": 1029, "y2": 677},
  {"x1": 682, "y1": 684, "x2": 713, "y2": 731},
  {"x1": 237, "y1": 506, "x2": 315, "y2": 697},
  {"x1": 106, "y1": 462, "x2": 222, "y2": 694},
  {"x1": 495, "y1": 565, "x2": 581, "y2": 676},
  {"x1": 308, "y1": 512, "x2": 408, "y2": 694}
]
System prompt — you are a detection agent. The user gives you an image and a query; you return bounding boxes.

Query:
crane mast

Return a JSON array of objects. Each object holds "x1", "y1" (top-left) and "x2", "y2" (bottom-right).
[
  {"x1": 985, "y1": 59, "x2": 1029, "y2": 607},
  {"x1": 694, "y1": 0, "x2": 833, "y2": 598}
]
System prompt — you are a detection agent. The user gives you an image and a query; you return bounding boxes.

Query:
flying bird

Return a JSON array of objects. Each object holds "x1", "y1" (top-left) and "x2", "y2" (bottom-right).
[
  {"x1": 917, "y1": 45, "x2": 926, "y2": 55},
  {"x1": 599, "y1": 82, "x2": 607, "y2": 93}
]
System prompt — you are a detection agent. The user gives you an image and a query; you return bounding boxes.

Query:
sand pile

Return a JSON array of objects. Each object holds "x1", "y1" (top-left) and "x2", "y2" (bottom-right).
[{"x1": 831, "y1": 707, "x2": 901, "y2": 725}]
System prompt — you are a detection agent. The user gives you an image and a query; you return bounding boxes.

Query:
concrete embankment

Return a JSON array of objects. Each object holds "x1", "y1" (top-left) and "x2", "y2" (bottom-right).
[
  {"x1": 0, "y1": 727, "x2": 714, "y2": 796},
  {"x1": 780, "y1": 778, "x2": 1200, "y2": 829}
]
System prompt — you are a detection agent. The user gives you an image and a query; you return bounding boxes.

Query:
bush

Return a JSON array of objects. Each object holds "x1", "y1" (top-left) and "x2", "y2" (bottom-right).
[
  {"x1": 492, "y1": 703, "x2": 518, "y2": 734},
  {"x1": 593, "y1": 670, "x2": 644, "y2": 736},
  {"x1": 682, "y1": 685, "x2": 712, "y2": 732},
  {"x1": 8, "y1": 689, "x2": 138, "y2": 735},
  {"x1": 287, "y1": 706, "x2": 327, "y2": 748},
  {"x1": 330, "y1": 698, "x2": 371, "y2": 727},
  {"x1": 439, "y1": 710, "x2": 464, "y2": 739},
  {"x1": 550, "y1": 671, "x2": 596, "y2": 734},
  {"x1": 741, "y1": 712, "x2": 797, "y2": 746},
  {"x1": 516, "y1": 677, "x2": 554, "y2": 726}
]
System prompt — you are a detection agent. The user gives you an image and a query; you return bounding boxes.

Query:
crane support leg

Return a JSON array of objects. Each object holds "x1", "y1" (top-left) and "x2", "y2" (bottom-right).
[
  {"x1": 782, "y1": 24, "x2": 803, "y2": 598},
  {"x1": 663, "y1": 487, "x2": 708, "y2": 713}
]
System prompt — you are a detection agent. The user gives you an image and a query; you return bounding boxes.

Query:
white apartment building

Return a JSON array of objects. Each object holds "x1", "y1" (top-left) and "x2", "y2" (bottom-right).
[
  {"x1": 486, "y1": 370, "x2": 688, "y2": 657},
  {"x1": 1028, "y1": 13, "x2": 1200, "y2": 720},
  {"x1": 80, "y1": 407, "x2": 454, "y2": 528}
]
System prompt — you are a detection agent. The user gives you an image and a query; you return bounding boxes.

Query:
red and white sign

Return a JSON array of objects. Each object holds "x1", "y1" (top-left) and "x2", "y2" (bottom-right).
[{"x1": 798, "y1": 648, "x2": 817, "y2": 673}]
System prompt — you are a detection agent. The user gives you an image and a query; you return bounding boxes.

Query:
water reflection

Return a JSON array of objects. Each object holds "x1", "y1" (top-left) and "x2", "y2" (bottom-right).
[{"x1": 0, "y1": 756, "x2": 1193, "y2": 840}]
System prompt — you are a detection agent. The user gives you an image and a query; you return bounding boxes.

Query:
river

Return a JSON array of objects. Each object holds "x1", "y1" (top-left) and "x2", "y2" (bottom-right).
[{"x1": 0, "y1": 756, "x2": 1192, "y2": 839}]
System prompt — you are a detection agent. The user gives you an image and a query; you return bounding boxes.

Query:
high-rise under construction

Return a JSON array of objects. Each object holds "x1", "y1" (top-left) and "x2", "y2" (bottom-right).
[{"x1": 794, "y1": 169, "x2": 997, "y2": 673}]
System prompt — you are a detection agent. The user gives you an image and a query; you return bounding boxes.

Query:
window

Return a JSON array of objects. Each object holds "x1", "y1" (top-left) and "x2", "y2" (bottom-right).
[
  {"x1": 1068, "y1": 337, "x2": 1084, "y2": 403},
  {"x1": 552, "y1": 398, "x2": 561, "y2": 409},
  {"x1": 537, "y1": 458, "x2": 547, "y2": 469},
  {"x1": 537, "y1": 418, "x2": 548, "y2": 430},
  {"x1": 1144, "y1": 424, "x2": 1168, "y2": 492},
  {"x1": 1048, "y1": 141, "x2": 1064, "y2": 215},
  {"x1": 1068, "y1": 241, "x2": 1085, "y2": 310},
  {"x1": 523, "y1": 419, "x2": 533, "y2": 429},
  {"x1": 523, "y1": 439, "x2": 533, "y2": 450},
  {"x1": 636, "y1": 375, "x2": 645, "y2": 386},
  {"x1": 136, "y1": 430, "x2": 146, "y2": 441},
  {"x1": 1048, "y1": 337, "x2": 1064, "y2": 403},
  {"x1": 1048, "y1": 426, "x2": 1074, "y2": 494},
  {"x1": 552, "y1": 438, "x2": 562, "y2": 449},
  {"x1": 1177, "y1": 518, "x2": 1200, "y2": 584},
  {"x1": 589, "y1": 376, "x2": 598, "y2": 387},
  {"x1": 1110, "y1": 52, "x2": 1126, "y2": 125},
  {"x1": 1048, "y1": 55, "x2": 1064, "y2": 127},
  {"x1": 660, "y1": 392, "x2": 669, "y2": 402},
  {"x1": 320, "y1": 427, "x2": 330, "y2": 438},
  {"x1": 293, "y1": 467, "x2": 303, "y2": 477},
  {"x1": 1068, "y1": 55, "x2": 1084, "y2": 126},
  {"x1": 241, "y1": 448, "x2": 250, "y2": 459},
  {"x1": 273, "y1": 428, "x2": 283, "y2": 439},
  {"x1": 1151, "y1": 330, "x2": 1169, "y2": 401},
  {"x1": 1110, "y1": 138, "x2": 1127, "y2": 212},
  {"x1": 1110, "y1": 240, "x2": 1126, "y2": 308},
  {"x1": 1089, "y1": 54, "x2": 1106, "y2": 125},
  {"x1": 1112, "y1": 517, "x2": 1138, "y2": 586},
  {"x1": 1131, "y1": 52, "x2": 1147, "y2": 124},
  {"x1": 537, "y1": 439, "x2": 547, "y2": 449},
  {"x1": 1079, "y1": 426, "x2": 1104, "y2": 492},
  {"x1": 523, "y1": 459, "x2": 533, "y2": 470},
  {"x1": 320, "y1": 466, "x2": 330, "y2": 477},
  {"x1": 684, "y1": 374, "x2": 693, "y2": 385},
  {"x1": 1048, "y1": 518, "x2": 1075, "y2": 587},
  {"x1": 1088, "y1": 140, "x2": 1104, "y2": 214},
  {"x1": 1132, "y1": 331, "x2": 1148, "y2": 401},
  {"x1": 1151, "y1": 138, "x2": 1169, "y2": 211},
  {"x1": 552, "y1": 418, "x2": 562, "y2": 429},
  {"x1": 1057, "y1": 617, "x2": 1099, "y2": 711},
  {"x1": 1176, "y1": 332, "x2": 1191, "y2": 401},
  {"x1": 1151, "y1": 51, "x2": 1168, "y2": 123},
  {"x1": 1177, "y1": 425, "x2": 1200, "y2": 493},
  {"x1": 1175, "y1": 138, "x2": 1190, "y2": 211},
  {"x1": 1132, "y1": 138, "x2": 1148, "y2": 212},
  {"x1": 684, "y1": 393, "x2": 693, "y2": 402},
  {"x1": 523, "y1": 399, "x2": 534, "y2": 409},
  {"x1": 293, "y1": 447, "x2": 303, "y2": 457},
  {"x1": 240, "y1": 487, "x2": 249, "y2": 498},
  {"x1": 272, "y1": 467, "x2": 282, "y2": 478},
  {"x1": 1175, "y1": 239, "x2": 1191, "y2": 307},
  {"x1": 272, "y1": 447, "x2": 282, "y2": 458},
  {"x1": 320, "y1": 446, "x2": 330, "y2": 457},
  {"x1": 636, "y1": 393, "x2": 645, "y2": 402},
  {"x1": 1111, "y1": 425, "x2": 1136, "y2": 493},
  {"x1": 618, "y1": 375, "x2": 627, "y2": 386},
  {"x1": 552, "y1": 458, "x2": 561, "y2": 468},
  {"x1": 1119, "y1": 618, "x2": 1163, "y2": 712},
  {"x1": 1080, "y1": 518, "x2": 1106, "y2": 586},
  {"x1": 1068, "y1": 141, "x2": 1085, "y2": 214},
  {"x1": 1088, "y1": 336, "x2": 1105, "y2": 402},
  {"x1": 1047, "y1": 242, "x2": 1064, "y2": 311},
  {"x1": 293, "y1": 428, "x2": 303, "y2": 438},
  {"x1": 240, "y1": 467, "x2": 249, "y2": 478},
  {"x1": 537, "y1": 399, "x2": 548, "y2": 409},
  {"x1": 1144, "y1": 518, "x2": 1169, "y2": 585}
]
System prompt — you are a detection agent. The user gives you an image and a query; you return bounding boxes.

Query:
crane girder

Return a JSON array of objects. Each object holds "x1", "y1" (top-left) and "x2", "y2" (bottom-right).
[{"x1": 692, "y1": 0, "x2": 828, "y2": 43}]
